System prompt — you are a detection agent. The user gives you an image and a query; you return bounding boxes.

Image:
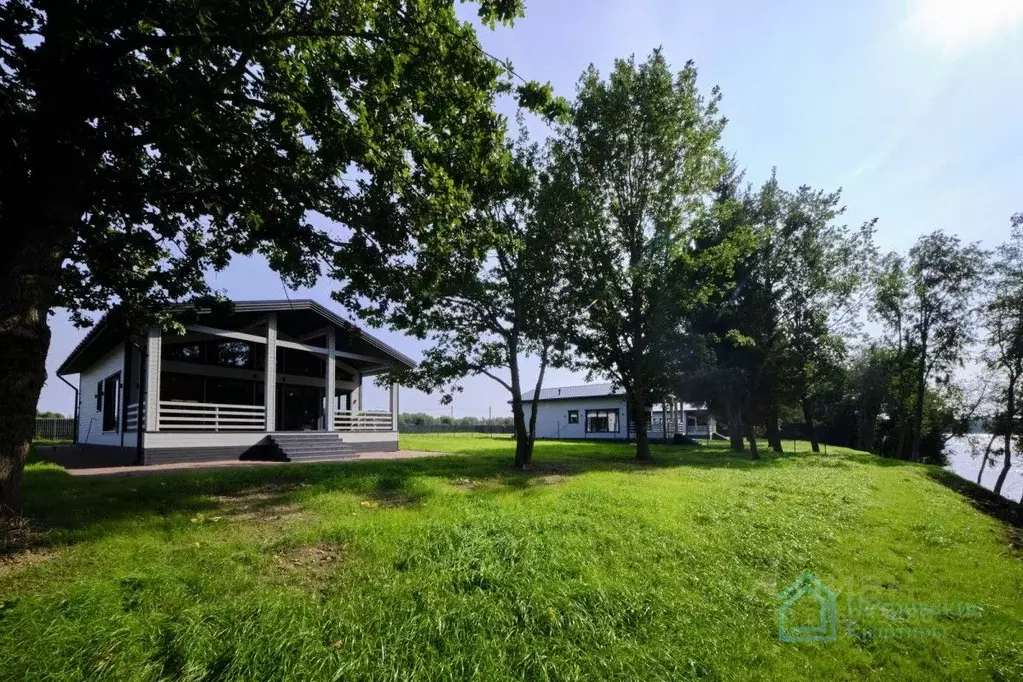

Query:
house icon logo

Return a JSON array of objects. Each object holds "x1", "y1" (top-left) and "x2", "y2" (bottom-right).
[{"x1": 777, "y1": 571, "x2": 838, "y2": 642}]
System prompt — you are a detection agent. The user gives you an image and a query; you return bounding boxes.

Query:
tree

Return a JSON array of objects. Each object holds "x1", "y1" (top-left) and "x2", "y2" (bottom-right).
[
  {"x1": 555, "y1": 50, "x2": 731, "y2": 461},
  {"x1": 872, "y1": 252, "x2": 915, "y2": 457},
  {"x1": 682, "y1": 166, "x2": 778, "y2": 458},
  {"x1": 903, "y1": 232, "x2": 988, "y2": 461},
  {"x1": 0, "y1": 0, "x2": 563, "y2": 516},
  {"x1": 773, "y1": 186, "x2": 875, "y2": 453},
  {"x1": 983, "y1": 215, "x2": 1023, "y2": 495},
  {"x1": 376, "y1": 133, "x2": 575, "y2": 469}
]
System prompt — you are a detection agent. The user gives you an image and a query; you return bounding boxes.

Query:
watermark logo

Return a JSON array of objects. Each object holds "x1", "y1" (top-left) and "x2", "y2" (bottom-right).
[
  {"x1": 777, "y1": 571, "x2": 838, "y2": 642},
  {"x1": 776, "y1": 570, "x2": 983, "y2": 643}
]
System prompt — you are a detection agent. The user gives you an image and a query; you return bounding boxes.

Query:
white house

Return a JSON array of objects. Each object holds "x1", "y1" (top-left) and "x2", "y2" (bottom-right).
[
  {"x1": 522, "y1": 383, "x2": 717, "y2": 441},
  {"x1": 56, "y1": 299, "x2": 413, "y2": 465}
]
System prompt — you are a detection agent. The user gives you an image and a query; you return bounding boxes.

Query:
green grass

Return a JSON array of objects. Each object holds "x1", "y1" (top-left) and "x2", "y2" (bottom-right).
[{"x1": 2, "y1": 436, "x2": 1021, "y2": 681}]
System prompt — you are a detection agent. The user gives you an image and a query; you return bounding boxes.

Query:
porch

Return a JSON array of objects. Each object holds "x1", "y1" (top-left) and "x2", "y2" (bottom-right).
[{"x1": 121, "y1": 301, "x2": 409, "y2": 463}]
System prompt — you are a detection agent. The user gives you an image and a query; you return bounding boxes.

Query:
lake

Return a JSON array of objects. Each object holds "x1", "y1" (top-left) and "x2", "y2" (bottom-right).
[{"x1": 944, "y1": 434, "x2": 1023, "y2": 503}]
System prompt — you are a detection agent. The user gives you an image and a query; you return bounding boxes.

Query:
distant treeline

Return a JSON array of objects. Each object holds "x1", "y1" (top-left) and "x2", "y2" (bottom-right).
[{"x1": 398, "y1": 412, "x2": 514, "y2": 427}]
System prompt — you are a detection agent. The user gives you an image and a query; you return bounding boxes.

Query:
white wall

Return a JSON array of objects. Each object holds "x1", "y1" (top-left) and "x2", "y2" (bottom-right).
[
  {"x1": 77, "y1": 345, "x2": 126, "y2": 445},
  {"x1": 525, "y1": 397, "x2": 630, "y2": 440}
]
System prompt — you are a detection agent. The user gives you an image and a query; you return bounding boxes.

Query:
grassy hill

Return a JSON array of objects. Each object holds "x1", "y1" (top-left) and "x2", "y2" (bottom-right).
[{"x1": 2, "y1": 436, "x2": 1021, "y2": 680}]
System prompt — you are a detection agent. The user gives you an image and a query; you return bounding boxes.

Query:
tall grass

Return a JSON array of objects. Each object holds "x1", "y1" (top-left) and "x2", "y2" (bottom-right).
[{"x1": 1, "y1": 437, "x2": 1021, "y2": 680}]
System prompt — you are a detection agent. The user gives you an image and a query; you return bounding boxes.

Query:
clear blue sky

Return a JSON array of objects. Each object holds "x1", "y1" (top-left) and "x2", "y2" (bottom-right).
[{"x1": 39, "y1": 0, "x2": 1023, "y2": 418}]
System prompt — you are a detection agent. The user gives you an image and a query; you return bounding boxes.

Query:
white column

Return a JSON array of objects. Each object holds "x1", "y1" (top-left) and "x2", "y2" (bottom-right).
[
  {"x1": 350, "y1": 374, "x2": 360, "y2": 411},
  {"x1": 325, "y1": 326, "x2": 336, "y2": 431},
  {"x1": 264, "y1": 313, "x2": 277, "y2": 432},
  {"x1": 390, "y1": 383, "x2": 399, "y2": 431},
  {"x1": 144, "y1": 327, "x2": 161, "y2": 431}
]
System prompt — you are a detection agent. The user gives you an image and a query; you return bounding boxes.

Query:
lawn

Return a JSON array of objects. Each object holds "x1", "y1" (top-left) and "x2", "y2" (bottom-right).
[{"x1": 2, "y1": 436, "x2": 1021, "y2": 681}]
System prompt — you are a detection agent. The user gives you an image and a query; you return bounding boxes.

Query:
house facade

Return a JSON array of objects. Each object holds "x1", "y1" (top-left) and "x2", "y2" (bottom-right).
[
  {"x1": 522, "y1": 384, "x2": 717, "y2": 441},
  {"x1": 57, "y1": 300, "x2": 413, "y2": 465}
]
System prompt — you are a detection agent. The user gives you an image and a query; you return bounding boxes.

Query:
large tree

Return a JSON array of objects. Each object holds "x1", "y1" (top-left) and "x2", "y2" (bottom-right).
[
  {"x1": 554, "y1": 50, "x2": 730, "y2": 461},
  {"x1": 683, "y1": 166, "x2": 780, "y2": 458},
  {"x1": 903, "y1": 232, "x2": 987, "y2": 461},
  {"x1": 983, "y1": 215, "x2": 1023, "y2": 496},
  {"x1": 0, "y1": 0, "x2": 561, "y2": 516},
  {"x1": 367, "y1": 132, "x2": 576, "y2": 470},
  {"x1": 773, "y1": 186, "x2": 875, "y2": 453}
]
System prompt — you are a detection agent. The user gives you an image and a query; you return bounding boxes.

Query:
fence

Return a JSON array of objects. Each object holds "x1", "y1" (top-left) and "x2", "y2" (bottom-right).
[
  {"x1": 35, "y1": 418, "x2": 75, "y2": 441},
  {"x1": 399, "y1": 423, "x2": 515, "y2": 436}
]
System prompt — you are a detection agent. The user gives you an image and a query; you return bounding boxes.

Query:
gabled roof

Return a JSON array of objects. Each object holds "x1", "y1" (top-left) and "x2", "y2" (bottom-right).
[
  {"x1": 57, "y1": 299, "x2": 415, "y2": 375},
  {"x1": 521, "y1": 383, "x2": 624, "y2": 402}
]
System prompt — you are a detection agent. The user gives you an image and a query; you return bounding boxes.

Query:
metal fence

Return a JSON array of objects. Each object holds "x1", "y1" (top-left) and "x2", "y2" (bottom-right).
[
  {"x1": 399, "y1": 423, "x2": 515, "y2": 436},
  {"x1": 35, "y1": 418, "x2": 75, "y2": 441}
]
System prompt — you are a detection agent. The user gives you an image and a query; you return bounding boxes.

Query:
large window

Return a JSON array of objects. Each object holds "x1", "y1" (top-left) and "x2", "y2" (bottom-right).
[
  {"x1": 206, "y1": 378, "x2": 259, "y2": 406},
  {"x1": 209, "y1": 341, "x2": 254, "y2": 369},
  {"x1": 161, "y1": 372, "x2": 205, "y2": 403},
  {"x1": 101, "y1": 372, "x2": 120, "y2": 431},
  {"x1": 163, "y1": 342, "x2": 205, "y2": 364},
  {"x1": 279, "y1": 347, "x2": 325, "y2": 377},
  {"x1": 585, "y1": 408, "x2": 619, "y2": 433}
]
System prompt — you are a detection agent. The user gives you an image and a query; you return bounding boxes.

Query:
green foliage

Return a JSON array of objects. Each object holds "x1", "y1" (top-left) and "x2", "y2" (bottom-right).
[
  {"x1": 351, "y1": 127, "x2": 577, "y2": 466},
  {"x1": 4, "y1": 437, "x2": 1022, "y2": 679},
  {"x1": 682, "y1": 164, "x2": 875, "y2": 454},
  {"x1": 981, "y1": 215, "x2": 1023, "y2": 493},
  {"x1": 3, "y1": 0, "x2": 566, "y2": 326},
  {"x1": 872, "y1": 232, "x2": 987, "y2": 459},
  {"x1": 554, "y1": 50, "x2": 732, "y2": 458}
]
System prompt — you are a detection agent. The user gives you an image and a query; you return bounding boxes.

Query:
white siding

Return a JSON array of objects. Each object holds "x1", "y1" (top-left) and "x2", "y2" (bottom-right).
[
  {"x1": 78, "y1": 345, "x2": 126, "y2": 445},
  {"x1": 525, "y1": 397, "x2": 630, "y2": 440}
]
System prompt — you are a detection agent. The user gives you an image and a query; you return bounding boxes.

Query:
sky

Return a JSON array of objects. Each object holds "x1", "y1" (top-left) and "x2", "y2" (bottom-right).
[{"x1": 38, "y1": 0, "x2": 1023, "y2": 419}]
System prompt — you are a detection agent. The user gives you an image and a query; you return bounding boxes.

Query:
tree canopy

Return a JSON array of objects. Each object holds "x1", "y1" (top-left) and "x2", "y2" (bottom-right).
[{"x1": 0, "y1": 0, "x2": 563, "y2": 515}]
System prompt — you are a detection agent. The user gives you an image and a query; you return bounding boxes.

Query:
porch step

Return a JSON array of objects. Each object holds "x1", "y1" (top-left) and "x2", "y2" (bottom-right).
[{"x1": 270, "y1": 433, "x2": 359, "y2": 462}]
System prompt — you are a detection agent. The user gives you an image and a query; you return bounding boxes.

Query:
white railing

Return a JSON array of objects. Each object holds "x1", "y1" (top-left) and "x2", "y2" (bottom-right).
[
  {"x1": 686, "y1": 425, "x2": 711, "y2": 437},
  {"x1": 334, "y1": 410, "x2": 393, "y2": 432},
  {"x1": 125, "y1": 403, "x2": 140, "y2": 432},
  {"x1": 158, "y1": 401, "x2": 266, "y2": 431}
]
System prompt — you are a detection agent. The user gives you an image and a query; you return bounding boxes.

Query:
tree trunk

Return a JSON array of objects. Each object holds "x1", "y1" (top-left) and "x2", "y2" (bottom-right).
[
  {"x1": 632, "y1": 392, "x2": 651, "y2": 461},
  {"x1": 801, "y1": 398, "x2": 820, "y2": 453},
  {"x1": 521, "y1": 348, "x2": 549, "y2": 471},
  {"x1": 746, "y1": 422, "x2": 760, "y2": 460},
  {"x1": 727, "y1": 400, "x2": 744, "y2": 453},
  {"x1": 993, "y1": 373, "x2": 1017, "y2": 496},
  {"x1": 507, "y1": 342, "x2": 533, "y2": 471},
  {"x1": 978, "y1": 432, "x2": 998, "y2": 485},
  {"x1": 765, "y1": 403, "x2": 782, "y2": 453},
  {"x1": 1, "y1": 226, "x2": 76, "y2": 518},
  {"x1": 910, "y1": 347, "x2": 927, "y2": 461}
]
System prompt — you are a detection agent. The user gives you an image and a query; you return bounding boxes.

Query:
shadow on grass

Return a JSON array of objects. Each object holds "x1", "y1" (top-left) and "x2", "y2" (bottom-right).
[
  {"x1": 925, "y1": 469, "x2": 1022, "y2": 542},
  {"x1": 13, "y1": 439, "x2": 919, "y2": 553}
]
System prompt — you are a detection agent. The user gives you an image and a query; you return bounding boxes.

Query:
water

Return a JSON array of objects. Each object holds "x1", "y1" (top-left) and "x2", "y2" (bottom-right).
[{"x1": 944, "y1": 434, "x2": 1023, "y2": 503}]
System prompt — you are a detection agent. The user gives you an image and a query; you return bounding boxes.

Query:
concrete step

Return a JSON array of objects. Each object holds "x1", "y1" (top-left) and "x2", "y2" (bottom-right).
[{"x1": 269, "y1": 433, "x2": 357, "y2": 462}]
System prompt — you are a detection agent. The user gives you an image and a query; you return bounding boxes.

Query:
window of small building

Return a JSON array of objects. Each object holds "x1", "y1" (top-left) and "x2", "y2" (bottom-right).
[
  {"x1": 101, "y1": 372, "x2": 120, "y2": 431},
  {"x1": 585, "y1": 408, "x2": 619, "y2": 433},
  {"x1": 567, "y1": 410, "x2": 579, "y2": 424}
]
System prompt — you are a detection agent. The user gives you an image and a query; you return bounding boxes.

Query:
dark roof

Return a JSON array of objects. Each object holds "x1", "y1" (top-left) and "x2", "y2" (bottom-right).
[
  {"x1": 57, "y1": 299, "x2": 415, "y2": 375},
  {"x1": 522, "y1": 383, "x2": 706, "y2": 411},
  {"x1": 521, "y1": 383, "x2": 624, "y2": 402}
]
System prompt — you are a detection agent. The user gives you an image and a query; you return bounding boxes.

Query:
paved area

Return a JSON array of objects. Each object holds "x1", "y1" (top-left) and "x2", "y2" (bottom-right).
[{"x1": 36, "y1": 448, "x2": 453, "y2": 479}]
